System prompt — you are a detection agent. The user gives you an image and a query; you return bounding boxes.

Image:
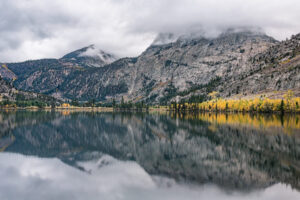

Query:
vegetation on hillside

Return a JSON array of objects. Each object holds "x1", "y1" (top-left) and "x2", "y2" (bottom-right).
[
  {"x1": 0, "y1": 100, "x2": 50, "y2": 108},
  {"x1": 170, "y1": 90, "x2": 300, "y2": 113},
  {"x1": 158, "y1": 76, "x2": 221, "y2": 105}
]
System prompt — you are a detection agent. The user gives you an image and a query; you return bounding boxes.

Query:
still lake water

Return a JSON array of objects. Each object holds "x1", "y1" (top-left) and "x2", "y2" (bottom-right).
[{"x1": 0, "y1": 111, "x2": 299, "y2": 200}]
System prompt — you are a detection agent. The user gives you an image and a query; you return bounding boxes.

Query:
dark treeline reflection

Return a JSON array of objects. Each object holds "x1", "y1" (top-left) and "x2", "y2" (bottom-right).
[{"x1": 0, "y1": 111, "x2": 299, "y2": 191}]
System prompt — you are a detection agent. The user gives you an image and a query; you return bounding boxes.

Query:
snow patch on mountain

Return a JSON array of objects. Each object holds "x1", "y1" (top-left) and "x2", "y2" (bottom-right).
[{"x1": 78, "y1": 45, "x2": 117, "y2": 65}]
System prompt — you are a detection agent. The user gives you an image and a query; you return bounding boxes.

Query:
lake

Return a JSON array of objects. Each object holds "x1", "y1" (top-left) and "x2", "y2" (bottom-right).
[{"x1": 0, "y1": 111, "x2": 299, "y2": 200}]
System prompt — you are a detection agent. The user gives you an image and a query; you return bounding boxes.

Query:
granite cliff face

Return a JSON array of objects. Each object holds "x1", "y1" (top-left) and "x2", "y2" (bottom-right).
[
  {"x1": 125, "y1": 31, "x2": 277, "y2": 103},
  {"x1": 223, "y1": 34, "x2": 300, "y2": 98},
  {"x1": 1, "y1": 30, "x2": 299, "y2": 103}
]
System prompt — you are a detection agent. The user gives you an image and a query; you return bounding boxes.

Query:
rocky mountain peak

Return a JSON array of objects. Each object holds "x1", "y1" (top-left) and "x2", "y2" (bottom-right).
[
  {"x1": 151, "y1": 28, "x2": 276, "y2": 49},
  {"x1": 61, "y1": 45, "x2": 117, "y2": 67}
]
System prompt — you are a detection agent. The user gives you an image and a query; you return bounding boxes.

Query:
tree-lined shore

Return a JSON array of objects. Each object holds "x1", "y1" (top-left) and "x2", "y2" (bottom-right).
[{"x1": 170, "y1": 91, "x2": 300, "y2": 113}]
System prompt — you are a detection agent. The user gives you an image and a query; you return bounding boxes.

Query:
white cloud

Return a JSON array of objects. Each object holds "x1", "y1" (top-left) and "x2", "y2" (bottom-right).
[
  {"x1": 0, "y1": 152, "x2": 299, "y2": 200},
  {"x1": 0, "y1": 0, "x2": 300, "y2": 62}
]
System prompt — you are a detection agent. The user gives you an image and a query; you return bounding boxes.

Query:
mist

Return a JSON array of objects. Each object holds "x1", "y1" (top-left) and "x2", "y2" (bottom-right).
[{"x1": 0, "y1": 0, "x2": 300, "y2": 62}]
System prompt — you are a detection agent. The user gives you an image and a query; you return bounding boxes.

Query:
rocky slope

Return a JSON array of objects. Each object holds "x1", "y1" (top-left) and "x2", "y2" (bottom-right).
[
  {"x1": 1, "y1": 30, "x2": 299, "y2": 103},
  {"x1": 0, "y1": 76, "x2": 57, "y2": 103},
  {"x1": 126, "y1": 30, "x2": 277, "y2": 103},
  {"x1": 223, "y1": 33, "x2": 300, "y2": 98}
]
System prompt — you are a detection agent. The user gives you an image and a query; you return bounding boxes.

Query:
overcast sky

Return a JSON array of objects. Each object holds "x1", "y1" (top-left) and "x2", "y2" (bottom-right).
[{"x1": 0, "y1": 0, "x2": 300, "y2": 62}]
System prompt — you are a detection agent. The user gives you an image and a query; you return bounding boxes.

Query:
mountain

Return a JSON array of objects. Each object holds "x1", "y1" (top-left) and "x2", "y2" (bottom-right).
[
  {"x1": 125, "y1": 30, "x2": 278, "y2": 103},
  {"x1": 61, "y1": 45, "x2": 117, "y2": 68},
  {"x1": 0, "y1": 30, "x2": 299, "y2": 103},
  {"x1": 0, "y1": 46, "x2": 118, "y2": 100}
]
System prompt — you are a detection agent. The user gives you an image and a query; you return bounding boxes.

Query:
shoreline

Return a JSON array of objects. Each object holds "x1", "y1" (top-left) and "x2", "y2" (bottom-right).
[
  {"x1": 0, "y1": 106, "x2": 114, "y2": 112},
  {"x1": 1, "y1": 106, "x2": 300, "y2": 114}
]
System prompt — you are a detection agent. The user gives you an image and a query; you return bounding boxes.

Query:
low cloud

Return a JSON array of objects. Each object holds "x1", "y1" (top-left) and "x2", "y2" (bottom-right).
[{"x1": 0, "y1": 0, "x2": 300, "y2": 62}]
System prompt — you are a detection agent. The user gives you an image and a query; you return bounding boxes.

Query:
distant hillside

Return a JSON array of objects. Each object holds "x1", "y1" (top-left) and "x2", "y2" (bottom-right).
[
  {"x1": 0, "y1": 76, "x2": 57, "y2": 105},
  {"x1": 0, "y1": 30, "x2": 299, "y2": 104}
]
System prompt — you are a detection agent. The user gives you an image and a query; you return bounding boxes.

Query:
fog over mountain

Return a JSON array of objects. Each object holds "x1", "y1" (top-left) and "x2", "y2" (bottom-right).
[{"x1": 0, "y1": 0, "x2": 300, "y2": 62}]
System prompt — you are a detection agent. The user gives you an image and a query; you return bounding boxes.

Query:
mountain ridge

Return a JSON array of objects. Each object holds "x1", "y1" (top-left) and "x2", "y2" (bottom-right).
[{"x1": 0, "y1": 30, "x2": 299, "y2": 104}]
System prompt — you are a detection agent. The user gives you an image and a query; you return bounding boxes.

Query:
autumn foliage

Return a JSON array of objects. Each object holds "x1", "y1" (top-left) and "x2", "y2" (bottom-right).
[{"x1": 170, "y1": 90, "x2": 300, "y2": 113}]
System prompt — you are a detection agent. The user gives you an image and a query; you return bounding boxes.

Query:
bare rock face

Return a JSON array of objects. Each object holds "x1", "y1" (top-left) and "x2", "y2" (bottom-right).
[
  {"x1": 223, "y1": 33, "x2": 300, "y2": 98},
  {"x1": 1, "y1": 30, "x2": 299, "y2": 103},
  {"x1": 0, "y1": 77, "x2": 16, "y2": 99},
  {"x1": 0, "y1": 64, "x2": 17, "y2": 81},
  {"x1": 125, "y1": 31, "x2": 277, "y2": 103}
]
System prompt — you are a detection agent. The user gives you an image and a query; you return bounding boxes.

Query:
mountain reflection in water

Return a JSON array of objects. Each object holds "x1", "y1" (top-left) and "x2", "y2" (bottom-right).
[{"x1": 0, "y1": 111, "x2": 299, "y2": 200}]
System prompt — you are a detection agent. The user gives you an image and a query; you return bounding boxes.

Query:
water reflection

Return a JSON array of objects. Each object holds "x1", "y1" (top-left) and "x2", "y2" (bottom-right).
[
  {"x1": 170, "y1": 112, "x2": 300, "y2": 135},
  {"x1": 0, "y1": 152, "x2": 299, "y2": 200},
  {"x1": 0, "y1": 111, "x2": 299, "y2": 199}
]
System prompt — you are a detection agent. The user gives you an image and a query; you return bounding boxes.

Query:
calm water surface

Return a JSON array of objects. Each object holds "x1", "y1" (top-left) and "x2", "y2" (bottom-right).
[{"x1": 0, "y1": 111, "x2": 299, "y2": 200}]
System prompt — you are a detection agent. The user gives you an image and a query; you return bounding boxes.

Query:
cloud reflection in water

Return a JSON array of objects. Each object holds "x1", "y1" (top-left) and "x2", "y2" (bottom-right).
[{"x1": 0, "y1": 152, "x2": 299, "y2": 200}]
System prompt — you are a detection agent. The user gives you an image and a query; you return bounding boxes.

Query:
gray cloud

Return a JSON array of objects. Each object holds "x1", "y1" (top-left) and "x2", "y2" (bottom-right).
[{"x1": 0, "y1": 0, "x2": 300, "y2": 62}]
